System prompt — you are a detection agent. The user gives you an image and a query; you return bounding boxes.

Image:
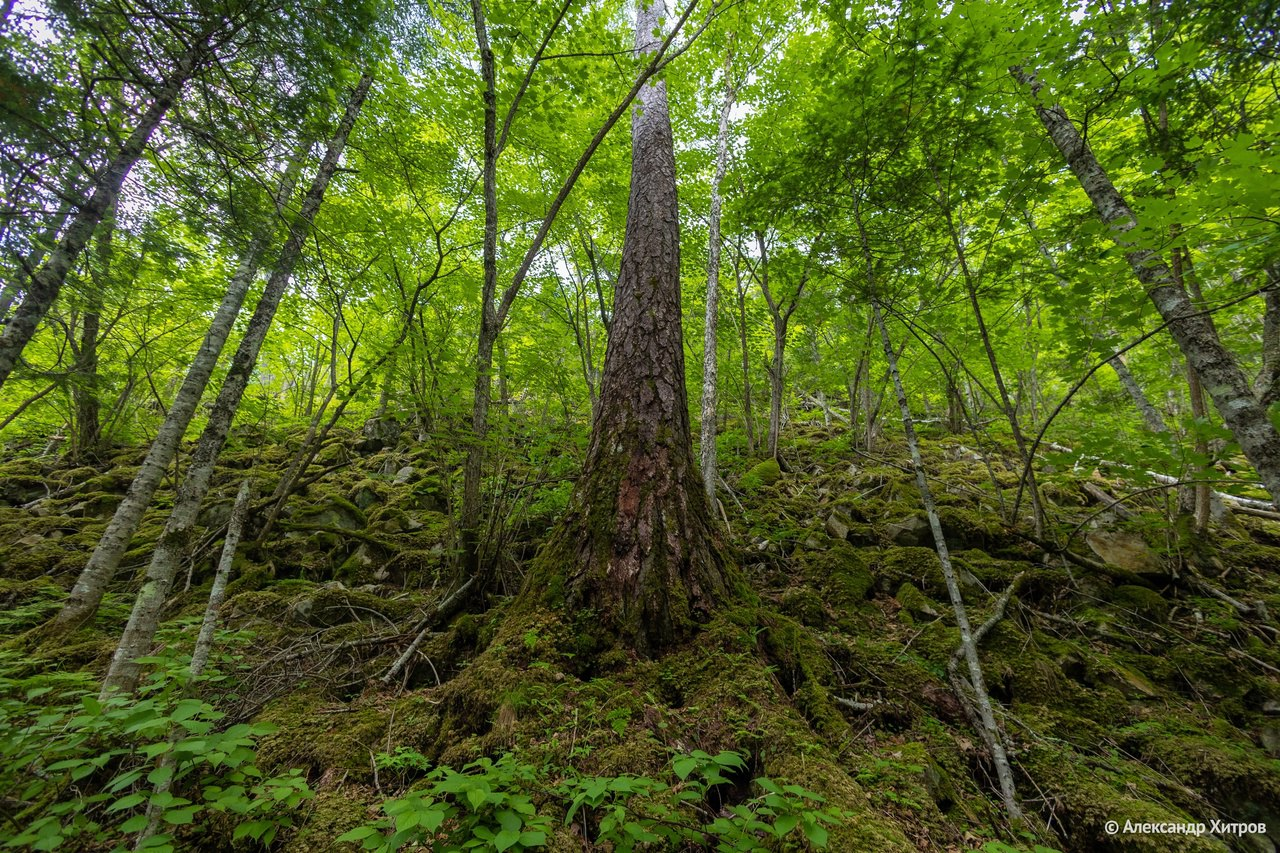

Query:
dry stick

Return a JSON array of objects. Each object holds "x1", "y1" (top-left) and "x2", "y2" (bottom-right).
[
  {"x1": 133, "y1": 478, "x2": 253, "y2": 851},
  {"x1": 380, "y1": 576, "x2": 476, "y2": 686},
  {"x1": 1043, "y1": 441, "x2": 1274, "y2": 511},
  {"x1": 872, "y1": 297, "x2": 1022, "y2": 822}
]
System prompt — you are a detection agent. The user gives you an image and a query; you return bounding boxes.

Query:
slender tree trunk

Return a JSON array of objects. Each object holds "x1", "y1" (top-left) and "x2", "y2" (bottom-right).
[
  {"x1": 1110, "y1": 354, "x2": 1168, "y2": 433},
  {"x1": 769, "y1": 319, "x2": 785, "y2": 459},
  {"x1": 933, "y1": 171, "x2": 1044, "y2": 535},
  {"x1": 872, "y1": 297, "x2": 1022, "y2": 822},
  {"x1": 1173, "y1": 245, "x2": 1211, "y2": 532},
  {"x1": 1023, "y1": 209, "x2": 1167, "y2": 432},
  {"x1": 98, "y1": 73, "x2": 372, "y2": 694},
  {"x1": 460, "y1": 0, "x2": 501, "y2": 587},
  {"x1": 52, "y1": 145, "x2": 308, "y2": 631},
  {"x1": 700, "y1": 46, "x2": 735, "y2": 504},
  {"x1": 73, "y1": 308, "x2": 102, "y2": 456},
  {"x1": 1021, "y1": 75, "x2": 1280, "y2": 508},
  {"x1": 132, "y1": 478, "x2": 252, "y2": 849},
  {"x1": 0, "y1": 45, "x2": 208, "y2": 390},
  {"x1": 524, "y1": 0, "x2": 728, "y2": 655},
  {"x1": 375, "y1": 350, "x2": 397, "y2": 420},
  {"x1": 1256, "y1": 261, "x2": 1280, "y2": 405},
  {"x1": 72, "y1": 205, "x2": 114, "y2": 458},
  {"x1": 734, "y1": 256, "x2": 756, "y2": 454}
]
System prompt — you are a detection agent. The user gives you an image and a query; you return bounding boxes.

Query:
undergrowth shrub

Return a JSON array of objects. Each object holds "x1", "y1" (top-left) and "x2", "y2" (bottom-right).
[
  {"x1": 339, "y1": 747, "x2": 847, "y2": 852},
  {"x1": 0, "y1": 628, "x2": 310, "y2": 851}
]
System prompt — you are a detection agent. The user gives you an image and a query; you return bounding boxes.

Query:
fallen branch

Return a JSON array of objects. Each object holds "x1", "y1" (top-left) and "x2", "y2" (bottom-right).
[
  {"x1": 834, "y1": 697, "x2": 878, "y2": 712},
  {"x1": 381, "y1": 576, "x2": 476, "y2": 685},
  {"x1": 1045, "y1": 442, "x2": 1273, "y2": 511}
]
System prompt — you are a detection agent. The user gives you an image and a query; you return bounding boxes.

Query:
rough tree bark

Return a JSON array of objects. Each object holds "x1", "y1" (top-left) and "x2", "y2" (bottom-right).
[
  {"x1": 1021, "y1": 75, "x2": 1280, "y2": 509},
  {"x1": 98, "y1": 72, "x2": 372, "y2": 695},
  {"x1": 523, "y1": 0, "x2": 730, "y2": 655},
  {"x1": 699, "y1": 46, "x2": 735, "y2": 504},
  {"x1": 0, "y1": 41, "x2": 209, "y2": 391},
  {"x1": 52, "y1": 145, "x2": 308, "y2": 631},
  {"x1": 458, "y1": 0, "x2": 702, "y2": 584}
]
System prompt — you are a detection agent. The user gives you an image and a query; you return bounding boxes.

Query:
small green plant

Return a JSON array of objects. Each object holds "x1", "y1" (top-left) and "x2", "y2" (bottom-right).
[
  {"x1": 563, "y1": 750, "x2": 845, "y2": 852},
  {"x1": 338, "y1": 753, "x2": 551, "y2": 851},
  {"x1": 346, "y1": 747, "x2": 847, "y2": 852},
  {"x1": 0, "y1": 636, "x2": 311, "y2": 852}
]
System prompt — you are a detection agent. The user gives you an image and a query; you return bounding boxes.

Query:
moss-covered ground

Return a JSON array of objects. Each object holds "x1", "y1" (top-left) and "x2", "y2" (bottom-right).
[{"x1": 3, "y1": 423, "x2": 1280, "y2": 851}]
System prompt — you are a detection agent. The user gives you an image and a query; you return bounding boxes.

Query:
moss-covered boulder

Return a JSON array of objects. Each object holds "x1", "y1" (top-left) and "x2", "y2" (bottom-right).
[{"x1": 739, "y1": 459, "x2": 782, "y2": 492}]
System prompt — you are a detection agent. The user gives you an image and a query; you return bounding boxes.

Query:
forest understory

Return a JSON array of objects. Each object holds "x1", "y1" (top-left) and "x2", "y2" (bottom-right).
[
  {"x1": 3, "y1": 419, "x2": 1280, "y2": 853},
  {"x1": 1, "y1": 0, "x2": 1277, "y2": 849}
]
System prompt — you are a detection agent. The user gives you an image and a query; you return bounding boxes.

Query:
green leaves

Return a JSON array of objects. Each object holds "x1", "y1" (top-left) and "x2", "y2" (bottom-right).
[{"x1": 0, "y1": 641, "x2": 310, "y2": 852}]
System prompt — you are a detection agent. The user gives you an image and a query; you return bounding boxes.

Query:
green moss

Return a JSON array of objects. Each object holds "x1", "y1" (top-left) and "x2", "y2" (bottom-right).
[
  {"x1": 876, "y1": 547, "x2": 945, "y2": 596},
  {"x1": 739, "y1": 458, "x2": 782, "y2": 492},
  {"x1": 779, "y1": 587, "x2": 826, "y2": 625},
  {"x1": 794, "y1": 541, "x2": 874, "y2": 612},
  {"x1": 283, "y1": 786, "x2": 377, "y2": 852},
  {"x1": 1113, "y1": 585, "x2": 1171, "y2": 625},
  {"x1": 895, "y1": 581, "x2": 939, "y2": 622}
]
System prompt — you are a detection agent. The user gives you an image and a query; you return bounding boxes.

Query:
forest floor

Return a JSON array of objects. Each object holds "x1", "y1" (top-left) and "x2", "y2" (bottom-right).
[{"x1": 3, "y1": 421, "x2": 1280, "y2": 852}]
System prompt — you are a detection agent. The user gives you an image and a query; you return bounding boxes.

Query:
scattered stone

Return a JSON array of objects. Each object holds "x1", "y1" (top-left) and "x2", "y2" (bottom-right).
[
  {"x1": 1085, "y1": 529, "x2": 1160, "y2": 574},
  {"x1": 1259, "y1": 724, "x2": 1280, "y2": 759},
  {"x1": 825, "y1": 512, "x2": 850, "y2": 541},
  {"x1": 393, "y1": 465, "x2": 419, "y2": 485},
  {"x1": 885, "y1": 515, "x2": 930, "y2": 547}
]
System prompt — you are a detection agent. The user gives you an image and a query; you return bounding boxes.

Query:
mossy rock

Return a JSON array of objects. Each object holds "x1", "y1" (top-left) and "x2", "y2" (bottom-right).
[
  {"x1": 793, "y1": 541, "x2": 874, "y2": 611},
  {"x1": 895, "y1": 581, "x2": 939, "y2": 622},
  {"x1": 876, "y1": 547, "x2": 945, "y2": 596},
  {"x1": 1024, "y1": 740, "x2": 1229, "y2": 851},
  {"x1": 1112, "y1": 585, "x2": 1171, "y2": 625},
  {"x1": 293, "y1": 496, "x2": 367, "y2": 531},
  {"x1": 0, "y1": 473, "x2": 49, "y2": 506},
  {"x1": 739, "y1": 459, "x2": 782, "y2": 492},
  {"x1": 286, "y1": 584, "x2": 416, "y2": 628},
  {"x1": 257, "y1": 692, "x2": 392, "y2": 780},
  {"x1": 778, "y1": 586, "x2": 827, "y2": 626}
]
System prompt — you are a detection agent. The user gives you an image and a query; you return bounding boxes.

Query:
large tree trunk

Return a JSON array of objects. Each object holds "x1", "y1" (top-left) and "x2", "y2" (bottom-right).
[
  {"x1": 525, "y1": 0, "x2": 729, "y2": 655},
  {"x1": 1022, "y1": 77, "x2": 1280, "y2": 508},
  {"x1": 0, "y1": 45, "x2": 206, "y2": 391},
  {"x1": 52, "y1": 145, "x2": 308, "y2": 632},
  {"x1": 457, "y1": 0, "x2": 698, "y2": 582},
  {"x1": 699, "y1": 47, "x2": 735, "y2": 504},
  {"x1": 98, "y1": 72, "x2": 372, "y2": 695}
]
